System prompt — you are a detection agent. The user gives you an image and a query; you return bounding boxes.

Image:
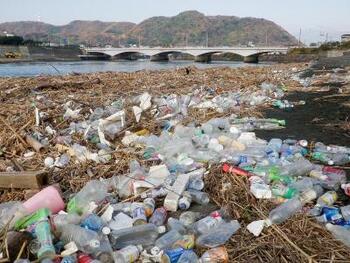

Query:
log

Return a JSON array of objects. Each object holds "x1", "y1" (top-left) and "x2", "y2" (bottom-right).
[{"x1": 0, "y1": 171, "x2": 48, "y2": 189}]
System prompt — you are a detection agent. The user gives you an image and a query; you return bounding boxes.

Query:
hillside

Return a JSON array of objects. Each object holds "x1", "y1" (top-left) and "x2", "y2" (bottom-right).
[{"x1": 0, "y1": 11, "x2": 298, "y2": 46}]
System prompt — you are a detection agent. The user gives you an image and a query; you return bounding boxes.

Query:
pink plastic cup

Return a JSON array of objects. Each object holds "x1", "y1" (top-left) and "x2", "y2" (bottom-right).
[{"x1": 23, "y1": 185, "x2": 65, "y2": 214}]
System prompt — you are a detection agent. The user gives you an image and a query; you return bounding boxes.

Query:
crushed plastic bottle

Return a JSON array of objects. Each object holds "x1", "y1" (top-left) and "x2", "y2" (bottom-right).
[{"x1": 196, "y1": 220, "x2": 240, "y2": 248}]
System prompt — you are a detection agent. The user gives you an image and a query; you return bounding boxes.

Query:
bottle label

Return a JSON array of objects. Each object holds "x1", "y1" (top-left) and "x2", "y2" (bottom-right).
[{"x1": 320, "y1": 192, "x2": 338, "y2": 206}]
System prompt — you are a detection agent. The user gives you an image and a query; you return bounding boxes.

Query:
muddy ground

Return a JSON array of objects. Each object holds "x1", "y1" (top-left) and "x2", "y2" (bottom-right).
[{"x1": 257, "y1": 88, "x2": 350, "y2": 146}]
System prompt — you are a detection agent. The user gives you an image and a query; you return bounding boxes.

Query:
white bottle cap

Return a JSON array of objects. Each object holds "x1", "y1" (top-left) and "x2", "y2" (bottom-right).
[
  {"x1": 102, "y1": 226, "x2": 111, "y2": 235},
  {"x1": 157, "y1": 226, "x2": 166, "y2": 234}
]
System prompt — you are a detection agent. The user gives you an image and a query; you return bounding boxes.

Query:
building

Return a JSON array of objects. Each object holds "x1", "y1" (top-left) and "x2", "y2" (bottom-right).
[{"x1": 341, "y1": 34, "x2": 350, "y2": 43}]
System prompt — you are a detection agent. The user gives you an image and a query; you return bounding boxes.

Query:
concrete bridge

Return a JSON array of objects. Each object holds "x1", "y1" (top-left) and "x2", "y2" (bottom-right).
[{"x1": 83, "y1": 46, "x2": 289, "y2": 63}]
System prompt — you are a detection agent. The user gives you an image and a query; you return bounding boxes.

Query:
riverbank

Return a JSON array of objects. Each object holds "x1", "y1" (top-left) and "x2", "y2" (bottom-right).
[{"x1": 0, "y1": 63, "x2": 350, "y2": 262}]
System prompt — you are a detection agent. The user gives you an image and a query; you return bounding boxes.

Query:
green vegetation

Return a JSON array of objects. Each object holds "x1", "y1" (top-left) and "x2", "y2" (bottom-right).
[
  {"x1": 0, "y1": 11, "x2": 298, "y2": 47},
  {"x1": 289, "y1": 41, "x2": 350, "y2": 55}
]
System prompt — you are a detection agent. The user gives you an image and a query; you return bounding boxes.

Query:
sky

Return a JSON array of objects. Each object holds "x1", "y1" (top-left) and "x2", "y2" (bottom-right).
[{"x1": 0, "y1": 0, "x2": 349, "y2": 44}]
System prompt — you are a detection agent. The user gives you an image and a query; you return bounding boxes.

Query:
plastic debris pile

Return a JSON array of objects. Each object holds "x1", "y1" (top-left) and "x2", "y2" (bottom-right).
[{"x1": 1, "y1": 65, "x2": 350, "y2": 262}]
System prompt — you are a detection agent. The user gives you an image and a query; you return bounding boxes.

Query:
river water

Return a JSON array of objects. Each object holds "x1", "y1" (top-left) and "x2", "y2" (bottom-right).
[{"x1": 0, "y1": 60, "x2": 271, "y2": 77}]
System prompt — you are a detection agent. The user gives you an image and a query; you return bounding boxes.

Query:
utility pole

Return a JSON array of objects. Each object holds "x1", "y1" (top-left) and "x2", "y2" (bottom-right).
[
  {"x1": 206, "y1": 31, "x2": 209, "y2": 47},
  {"x1": 265, "y1": 31, "x2": 268, "y2": 46},
  {"x1": 298, "y1": 28, "x2": 302, "y2": 47},
  {"x1": 138, "y1": 33, "x2": 141, "y2": 47},
  {"x1": 185, "y1": 33, "x2": 188, "y2": 47}
]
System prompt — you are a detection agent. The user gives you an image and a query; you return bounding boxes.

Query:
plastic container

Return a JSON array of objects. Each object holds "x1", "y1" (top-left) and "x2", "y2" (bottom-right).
[
  {"x1": 23, "y1": 185, "x2": 64, "y2": 214},
  {"x1": 179, "y1": 211, "x2": 201, "y2": 227},
  {"x1": 187, "y1": 190, "x2": 210, "y2": 205},
  {"x1": 67, "y1": 180, "x2": 108, "y2": 215},
  {"x1": 177, "y1": 250, "x2": 199, "y2": 263},
  {"x1": 199, "y1": 247, "x2": 228, "y2": 263},
  {"x1": 196, "y1": 220, "x2": 241, "y2": 248},
  {"x1": 326, "y1": 224, "x2": 350, "y2": 247},
  {"x1": 149, "y1": 207, "x2": 167, "y2": 226},
  {"x1": 110, "y1": 223, "x2": 161, "y2": 250},
  {"x1": 154, "y1": 230, "x2": 183, "y2": 250},
  {"x1": 113, "y1": 245, "x2": 142, "y2": 263},
  {"x1": 179, "y1": 192, "x2": 192, "y2": 210},
  {"x1": 60, "y1": 224, "x2": 101, "y2": 254},
  {"x1": 193, "y1": 211, "x2": 223, "y2": 235}
]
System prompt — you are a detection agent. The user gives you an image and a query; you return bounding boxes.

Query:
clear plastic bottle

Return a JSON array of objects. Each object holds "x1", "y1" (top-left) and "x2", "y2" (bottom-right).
[
  {"x1": 132, "y1": 207, "x2": 147, "y2": 226},
  {"x1": 149, "y1": 207, "x2": 167, "y2": 226},
  {"x1": 187, "y1": 190, "x2": 210, "y2": 205},
  {"x1": 154, "y1": 230, "x2": 183, "y2": 250},
  {"x1": 326, "y1": 223, "x2": 350, "y2": 247},
  {"x1": 179, "y1": 211, "x2": 201, "y2": 227},
  {"x1": 140, "y1": 188, "x2": 168, "y2": 199},
  {"x1": 268, "y1": 188, "x2": 319, "y2": 225},
  {"x1": 60, "y1": 224, "x2": 101, "y2": 254},
  {"x1": 266, "y1": 138, "x2": 282, "y2": 153},
  {"x1": 167, "y1": 217, "x2": 187, "y2": 234},
  {"x1": 188, "y1": 178, "x2": 205, "y2": 191},
  {"x1": 110, "y1": 223, "x2": 162, "y2": 250},
  {"x1": 193, "y1": 212, "x2": 223, "y2": 235},
  {"x1": 196, "y1": 220, "x2": 240, "y2": 248},
  {"x1": 177, "y1": 250, "x2": 199, "y2": 263},
  {"x1": 179, "y1": 192, "x2": 192, "y2": 210},
  {"x1": 51, "y1": 213, "x2": 82, "y2": 233},
  {"x1": 341, "y1": 205, "x2": 350, "y2": 221},
  {"x1": 67, "y1": 180, "x2": 108, "y2": 215},
  {"x1": 113, "y1": 245, "x2": 143, "y2": 263},
  {"x1": 143, "y1": 198, "x2": 155, "y2": 217}
]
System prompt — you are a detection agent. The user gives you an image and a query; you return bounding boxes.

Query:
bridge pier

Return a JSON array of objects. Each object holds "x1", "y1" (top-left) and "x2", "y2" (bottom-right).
[
  {"x1": 195, "y1": 55, "x2": 212, "y2": 63},
  {"x1": 150, "y1": 54, "x2": 169, "y2": 62},
  {"x1": 243, "y1": 55, "x2": 259, "y2": 63}
]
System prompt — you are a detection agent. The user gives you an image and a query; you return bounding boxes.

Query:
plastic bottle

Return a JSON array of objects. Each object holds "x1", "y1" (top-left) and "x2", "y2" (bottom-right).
[
  {"x1": 222, "y1": 163, "x2": 251, "y2": 177},
  {"x1": 326, "y1": 223, "x2": 350, "y2": 247},
  {"x1": 61, "y1": 255, "x2": 77, "y2": 263},
  {"x1": 179, "y1": 192, "x2": 192, "y2": 210},
  {"x1": 196, "y1": 220, "x2": 240, "y2": 248},
  {"x1": 271, "y1": 184, "x2": 297, "y2": 199},
  {"x1": 67, "y1": 180, "x2": 108, "y2": 215},
  {"x1": 132, "y1": 207, "x2": 147, "y2": 226},
  {"x1": 317, "y1": 191, "x2": 338, "y2": 207},
  {"x1": 110, "y1": 223, "x2": 162, "y2": 250},
  {"x1": 141, "y1": 188, "x2": 168, "y2": 199},
  {"x1": 154, "y1": 230, "x2": 183, "y2": 250},
  {"x1": 193, "y1": 211, "x2": 223, "y2": 235},
  {"x1": 187, "y1": 190, "x2": 210, "y2": 205},
  {"x1": 35, "y1": 219, "x2": 56, "y2": 259},
  {"x1": 51, "y1": 213, "x2": 82, "y2": 232},
  {"x1": 80, "y1": 214, "x2": 104, "y2": 232},
  {"x1": 163, "y1": 247, "x2": 186, "y2": 263},
  {"x1": 177, "y1": 250, "x2": 199, "y2": 263},
  {"x1": 315, "y1": 207, "x2": 343, "y2": 223},
  {"x1": 149, "y1": 207, "x2": 167, "y2": 226},
  {"x1": 179, "y1": 211, "x2": 201, "y2": 227},
  {"x1": 199, "y1": 247, "x2": 228, "y2": 263},
  {"x1": 268, "y1": 188, "x2": 319, "y2": 225},
  {"x1": 267, "y1": 138, "x2": 282, "y2": 153},
  {"x1": 143, "y1": 198, "x2": 155, "y2": 217},
  {"x1": 167, "y1": 217, "x2": 187, "y2": 234},
  {"x1": 60, "y1": 224, "x2": 101, "y2": 254},
  {"x1": 188, "y1": 178, "x2": 205, "y2": 191},
  {"x1": 341, "y1": 205, "x2": 350, "y2": 221},
  {"x1": 113, "y1": 245, "x2": 142, "y2": 263}
]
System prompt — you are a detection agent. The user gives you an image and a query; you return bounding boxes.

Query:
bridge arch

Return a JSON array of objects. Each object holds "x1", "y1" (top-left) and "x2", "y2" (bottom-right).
[{"x1": 112, "y1": 51, "x2": 146, "y2": 60}]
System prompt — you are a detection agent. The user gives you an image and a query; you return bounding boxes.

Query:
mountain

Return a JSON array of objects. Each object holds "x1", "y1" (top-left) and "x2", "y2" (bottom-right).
[{"x1": 0, "y1": 11, "x2": 298, "y2": 46}]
